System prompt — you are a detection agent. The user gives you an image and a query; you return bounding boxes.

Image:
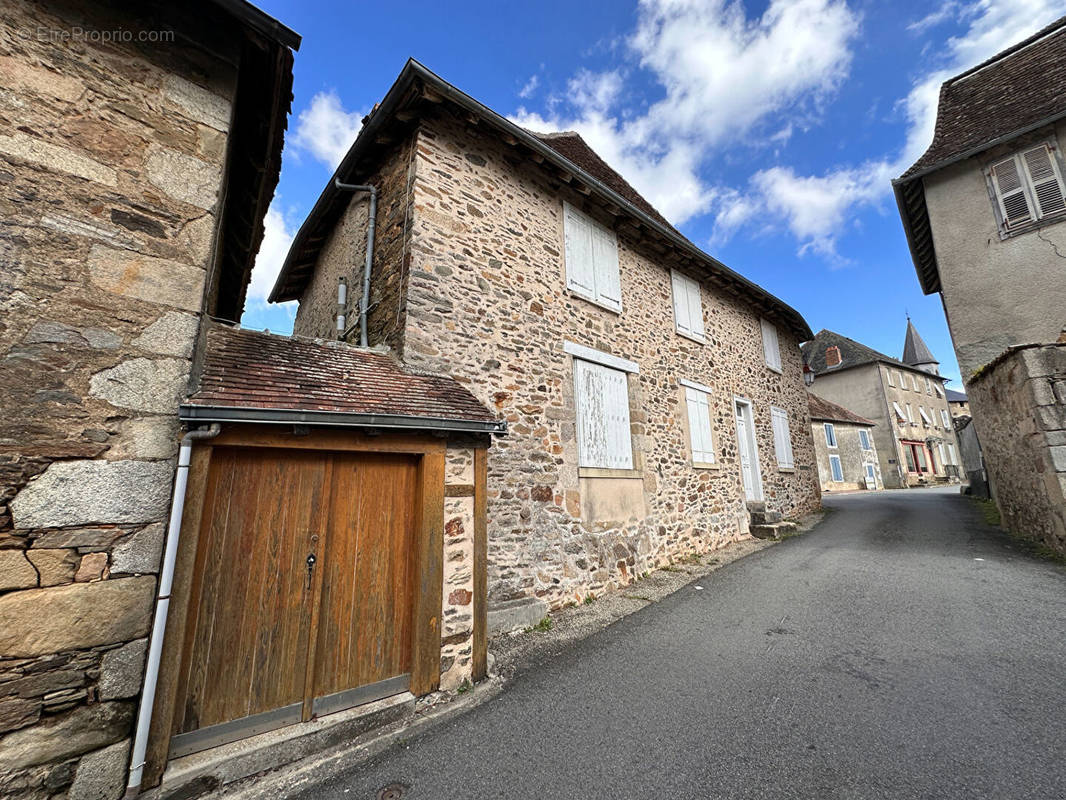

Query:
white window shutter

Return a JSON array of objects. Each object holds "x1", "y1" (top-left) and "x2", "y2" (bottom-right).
[
  {"x1": 948, "y1": 443, "x2": 957, "y2": 465},
  {"x1": 564, "y1": 204, "x2": 596, "y2": 296},
  {"x1": 919, "y1": 406, "x2": 932, "y2": 425},
  {"x1": 761, "y1": 319, "x2": 781, "y2": 371},
  {"x1": 592, "y1": 224, "x2": 622, "y2": 311},
  {"x1": 771, "y1": 407, "x2": 793, "y2": 468},
  {"x1": 686, "y1": 278, "x2": 704, "y2": 339},
  {"x1": 1022, "y1": 145, "x2": 1066, "y2": 217},
  {"x1": 886, "y1": 370, "x2": 895, "y2": 387},
  {"x1": 892, "y1": 402, "x2": 906, "y2": 422},
  {"x1": 941, "y1": 409, "x2": 951, "y2": 427},
  {"x1": 992, "y1": 156, "x2": 1033, "y2": 228},
  {"x1": 672, "y1": 272, "x2": 692, "y2": 336},
  {"x1": 906, "y1": 404, "x2": 915, "y2": 423},
  {"x1": 685, "y1": 387, "x2": 714, "y2": 463}
]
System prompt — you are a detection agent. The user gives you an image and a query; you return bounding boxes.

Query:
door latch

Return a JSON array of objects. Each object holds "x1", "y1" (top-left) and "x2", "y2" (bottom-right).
[{"x1": 305, "y1": 553, "x2": 316, "y2": 590}]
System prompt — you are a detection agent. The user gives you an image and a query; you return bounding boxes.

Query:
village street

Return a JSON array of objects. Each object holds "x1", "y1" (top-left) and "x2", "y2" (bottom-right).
[{"x1": 292, "y1": 488, "x2": 1066, "y2": 800}]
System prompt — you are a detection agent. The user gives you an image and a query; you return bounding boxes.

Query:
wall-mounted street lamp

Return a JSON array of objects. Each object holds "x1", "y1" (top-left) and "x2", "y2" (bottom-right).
[{"x1": 803, "y1": 359, "x2": 815, "y2": 388}]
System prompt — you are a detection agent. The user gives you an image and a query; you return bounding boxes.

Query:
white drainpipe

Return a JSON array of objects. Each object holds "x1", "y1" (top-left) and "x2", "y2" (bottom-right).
[{"x1": 125, "y1": 423, "x2": 221, "y2": 798}]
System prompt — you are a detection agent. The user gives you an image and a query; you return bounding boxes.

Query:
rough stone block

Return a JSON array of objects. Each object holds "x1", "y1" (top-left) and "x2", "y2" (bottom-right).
[
  {"x1": 68, "y1": 738, "x2": 130, "y2": 800},
  {"x1": 98, "y1": 639, "x2": 147, "y2": 701},
  {"x1": 110, "y1": 417, "x2": 180, "y2": 460},
  {"x1": 24, "y1": 321, "x2": 121, "y2": 350},
  {"x1": 0, "y1": 697, "x2": 40, "y2": 734},
  {"x1": 0, "y1": 550, "x2": 37, "y2": 591},
  {"x1": 26, "y1": 549, "x2": 78, "y2": 587},
  {"x1": 1051, "y1": 445, "x2": 1066, "y2": 473},
  {"x1": 110, "y1": 523, "x2": 164, "y2": 575},
  {"x1": 31, "y1": 529, "x2": 124, "y2": 549},
  {"x1": 163, "y1": 75, "x2": 231, "y2": 131},
  {"x1": 75, "y1": 552, "x2": 108, "y2": 582},
  {"x1": 0, "y1": 702, "x2": 132, "y2": 770},
  {"x1": 145, "y1": 145, "x2": 220, "y2": 209},
  {"x1": 0, "y1": 132, "x2": 116, "y2": 186},
  {"x1": 12, "y1": 459, "x2": 172, "y2": 528},
  {"x1": 88, "y1": 244, "x2": 206, "y2": 312},
  {"x1": 1021, "y1": 346, "x2": 1066, "y2": 379},
  {"x1": 131, "y1": 311, "x2": 199, "y2": 358},
  {"x1": 487, "y1": 597, "x2": 550, "y2": 634},
  {"x1": 0, "y1": 577, "x2": 154, "y2": 658},
  {"x1": 1036, "y1": 404, "x2": 1066, "y2": 432},
  {"x1": 0, "y1": 55, "x2": 84, "y2": 102},
  {"x1": 90, "y1": 357, "x2": 189, "y2": 414}
]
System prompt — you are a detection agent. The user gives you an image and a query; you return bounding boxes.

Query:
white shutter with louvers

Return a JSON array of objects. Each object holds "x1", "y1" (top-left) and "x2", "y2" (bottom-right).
[
  {"x1": 941, "y1": 409, "x2": 951, "y2": 427},
  {"x1": 892, "y1": 402, "x2": 906, "y2": 422},
  {"x1": 919, "y1": 406, "x2": 932, "y2": 425},
  {"x1": 947, "y1": 443, "x2": 957, "y2": 465},
  {"x1": 685, "y1": 387, "x2": 715, "y2": 463},
  {"x1": 992, "y1": 156, "x2": 1033, "y2": 229},
  {"x1": 761, "y1": 319, "x2": 781, "y2": 372},
  {"x1": 771, "y1": 406, "x2": 793, "y2": 468},
  {"x1": 672, "y1": 271, "x2": 692, "y2": 336},
  {"x1": 686, "y1": 278, "x2": 704, "y2": 339},
  {"x1": 574, "y1": 359, "x2": 632, "y2": 469},
  {"x1": 1022, "y1": 145, "x2": 1066, "y2": 217},
  {"x1": 592, "y1": 223, "x2": 622, "y2": 311},
  {"x1": 564, "y1": 203, "x2": 596, "y2": 297}
]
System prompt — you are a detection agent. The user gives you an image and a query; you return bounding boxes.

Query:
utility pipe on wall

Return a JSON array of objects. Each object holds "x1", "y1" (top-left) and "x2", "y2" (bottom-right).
[
  {"x1": 125, "y1": 423, "x2": 221, "y2": 798},
  {"x1": 333, "y1": 178, "x2": 377, "y2": 347}
]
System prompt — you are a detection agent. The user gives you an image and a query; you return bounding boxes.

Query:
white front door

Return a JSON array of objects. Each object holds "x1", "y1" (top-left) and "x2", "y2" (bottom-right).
[
  {"x1": 865, "y1": 463, "x2": 877, "y2": 489},
  {"x1": 735, "y1": 401, "x2": 760, "y2": 501}
]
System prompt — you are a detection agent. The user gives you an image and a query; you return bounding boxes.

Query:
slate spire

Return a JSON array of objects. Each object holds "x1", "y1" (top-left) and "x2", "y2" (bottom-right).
[{"x1": 902, "y1": 317, "x2": 939, "y2": 375}]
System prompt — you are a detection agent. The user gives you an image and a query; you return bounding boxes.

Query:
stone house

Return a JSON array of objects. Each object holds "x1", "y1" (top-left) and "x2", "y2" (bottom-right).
[
  {"x1": 894, "y1": 17, "x2": 1066, "y2": 553},
  {"x1": 0, "y1": 0, "x2": 301, "y2": 797},
  {"x1": 272, "y1": 60, "x2": 822, "y2": 629},
  {"x1": 807, "y1": 394, "x2": 881, "y2": 492},
  {"x1": 946, "y1": 389, "x2": 970, "y2": 419},
  {"x1": 802, "y1": 325, "x2": 961, "y2": 489}
]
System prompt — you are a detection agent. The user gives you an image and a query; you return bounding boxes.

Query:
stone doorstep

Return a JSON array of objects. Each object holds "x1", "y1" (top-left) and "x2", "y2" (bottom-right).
[
  {"x1": 750, "y1": 521, "x2": 798, "y2": 541},
  {"x1": 145, "y1": 692, "x2": 417, "y2": 800}
]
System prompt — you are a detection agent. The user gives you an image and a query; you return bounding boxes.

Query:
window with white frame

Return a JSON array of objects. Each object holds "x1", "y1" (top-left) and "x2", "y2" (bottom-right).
[
  {"x1": 925, "y1": 377, "x2": 933, "y2": 394},
  {"x1": 829, "y1": 455, "x2": 844, "y2": 482},
  {"x1": 935, "y1": 383, "x2": 944, "y2": 398},
  {"x1": 911, "y1": 374, "x2": 920, "y2": 392},
  {"x1": 938, "y1": 443, "x2": 947, "y2": 468},
  {"x1": 885, "y1": 369, "x2": 895, "y2": 387},
  {"x1": 563, "y1": 202, "x2": 622, "y2": 312},
  {"x1": 671, "y1": 270, "x2": 705, "y2": 341},
  {"x1": 988, "y1": 142, "x2": 1066, "y2": 233},
  {"x1": 682, "y1": 382, "x2": 715, "y2": 464},
  {"x1": 761, "y1": 318, "x2": 782, "y2": 372},
  {"x1": 919, "y1": 406, "x2": 932, "y2": 425},
  {"x1": 824, "y1": 422, "x2": 837, "y2": 448},
  {"x1": 906, "y1": 403, "x2": 915, "y2": 424},
  {"x1": 941, "y1": 409, "x2": 951, "y2": 428},
  {"x1": 771, "y1": 406, "x2": 794, "y2": 469},
  {"x1": 858, "y1": 429, "x2": 871, "y2": 450},
  {"x1": 570, "y1": 346, "x2": 636, "y2": 469},
  {"x1": 947, "y1": 443, "x2": 957, "y2": 465},
  {"x1": 892, "y1": 402, "x2": 906, "y2": 423},
  {"x1": 897, "y1": 371, "x2": 905, "y2": 388}
]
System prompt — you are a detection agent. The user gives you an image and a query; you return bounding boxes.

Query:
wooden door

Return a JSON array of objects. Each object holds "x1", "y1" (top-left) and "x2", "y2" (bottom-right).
[
  {"x1": 171, "y1": 448, "x2": 329, "y2": 756},
  {"x1": 311, "y1": 453, "x2": 418, "y2": 716}
]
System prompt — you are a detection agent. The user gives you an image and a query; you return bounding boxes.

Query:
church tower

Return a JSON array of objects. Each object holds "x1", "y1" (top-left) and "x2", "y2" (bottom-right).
[{"x1": 902, "y1": 317, "x2": 940, "y2": 375}]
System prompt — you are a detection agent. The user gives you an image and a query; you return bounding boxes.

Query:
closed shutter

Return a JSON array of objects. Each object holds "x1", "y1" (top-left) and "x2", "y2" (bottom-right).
[
  {"x1": 938, "y1": 443, "x2": 946, "y2": 468},
  {"x1": 824, "y1": 423, "x2": 837, "y2": 448},
  {"x1": 575, "y1": 359, "x2": 632, "y2": 469},
  {"x1": 947, "y1": 443, "x2": 957, "y2": 465},
  {"x1": 685, "y1": 387, "x2": 715, "y2": 463},
  {"x1": 592, "y1": 223, "x2": 622, "y2": 311},
  {"x1": 941, "y1": 409, "x2": 951, "y2": 427},
  {"x1": 906, "y1": 404, "x2": 915, "y2": 423},
  {"x1": 771, "y1": 407, "x2": 793, "y2": 468},
  {"x1": 564, "y1": 204, "x2": 596, "y2": 296},
  {"x1": 829, "y1": 455, "x2": 843, "y2": 482},
  {"x1": 992, "y1": 156, "x2": 1032, "y2": 228},
  {"x1": 1022, "y1": 145, "x2": 1066, "y2": 217},
  {"x1": 672, "y1": 272, "x2": 692, "y2": 336},
  {"x1": 859, "y1": 429, "x2": 870, "y2": 450},
  {"x1": 886, "y1": 370, "x2": 895, "y2": 387},
  {"x1": 761, "y1": 319, "x2": 781, "y2": 371}
]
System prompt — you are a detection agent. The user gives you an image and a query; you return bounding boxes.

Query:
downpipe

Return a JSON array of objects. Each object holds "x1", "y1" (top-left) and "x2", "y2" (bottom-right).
[
  {"x1": 125, "y1": 423, "x2": 221, "y2": 798},
  {"x1": 333, "y1": 178, "x2": 377, "y2": 346}
]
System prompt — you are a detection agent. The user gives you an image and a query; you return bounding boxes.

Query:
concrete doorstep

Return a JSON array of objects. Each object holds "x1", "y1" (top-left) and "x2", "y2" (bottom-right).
[{"x1": 191, "y1": 519, "x2": 822, "y2": 799}]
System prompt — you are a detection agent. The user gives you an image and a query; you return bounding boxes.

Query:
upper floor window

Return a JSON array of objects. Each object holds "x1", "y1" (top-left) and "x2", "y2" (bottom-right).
[
  {"x1": 918, "y1": 406, "x2": 932, "y2": 426},
  {"x1": 858, "y1": 429, "x2": 871, "y2": 450},
  {"x1": 771, "y1": 406, "x2": 794, "y2": 469},
  {"x1": 892, "y1": 402, "x2": 907, "y2": 424},
  {"x1": 761, "y1": 318, "x2": 782, "y2": 373},
  {"x1": 885, "y1": 369, "x2": 895, "y2": 387},
  {"x1": 988, "y1": 142, "x2": 1066, "y2": 234},
  {"x1": 566, "y1": 342, "x2": 638, "y2": 470},
  {"x1": 925, "y1": 377, "x2": 933, "y2": 394},
  {"x1": 671, "y1": 270, "x2": 705, "y2": 342},
  {"x1": 563, "y1": 202, "x2": 622, "y2": 312},
  {"x1": 941, "y1": 408, "x2": 951, "y2": 428},
  {"x1": 824, "y1": 422, "x2": 837, "y2": 448},
  {"x1": 910, "y1": 374, "x2": 920, "y2": 392}
]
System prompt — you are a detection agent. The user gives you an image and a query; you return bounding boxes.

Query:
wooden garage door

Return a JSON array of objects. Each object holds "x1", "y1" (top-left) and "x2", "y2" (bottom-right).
[{"x1": 170, "y1": 447, "x2": 418, "y2": 757}]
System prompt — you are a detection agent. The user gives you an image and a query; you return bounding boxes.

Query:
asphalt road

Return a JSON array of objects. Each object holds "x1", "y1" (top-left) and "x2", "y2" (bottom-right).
[{"x1": 295, "y1": 488, "x2": 1066, "y2": 800}]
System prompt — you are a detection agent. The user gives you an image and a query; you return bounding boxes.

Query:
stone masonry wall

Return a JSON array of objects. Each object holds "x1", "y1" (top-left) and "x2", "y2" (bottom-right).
[
  {"x1": 294, "y1": 131, "x2": 416, "y2": 352},
  {"x1": 967, "y1": 343, "x2": 1066, "y2": 555},
  {"x1": 811, "y1": 422, "x2": 882, "y2": 492},
  {"x1": 439, "y1": 445, "x2": 478, "y2": 691},
  {"x1": 0, "y1": 1, "x2": 240, "y2": 796},
  {"x1": 395, "y1": 109, "x2": 820, "y2": 609}
]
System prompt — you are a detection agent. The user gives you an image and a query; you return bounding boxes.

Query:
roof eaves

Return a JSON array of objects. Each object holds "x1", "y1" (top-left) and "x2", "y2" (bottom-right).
[
  {"x1": 210, "y1": 0, "x2": 301, "y2": 49},
  {"x1": 273, "y1": 60, "x2": 812, "y2": 341}
]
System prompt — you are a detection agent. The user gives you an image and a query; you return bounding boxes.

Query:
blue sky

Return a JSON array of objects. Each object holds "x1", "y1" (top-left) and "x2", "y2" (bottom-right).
[{"x1": 242, "y1": 0, "x2": 1066, "y2": 390}]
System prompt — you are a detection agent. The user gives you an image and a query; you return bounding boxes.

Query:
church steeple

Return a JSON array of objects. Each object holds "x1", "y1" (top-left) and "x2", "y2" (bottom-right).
[{"x1": 902, "y1": 317, "x2": 939, "y2": 375}]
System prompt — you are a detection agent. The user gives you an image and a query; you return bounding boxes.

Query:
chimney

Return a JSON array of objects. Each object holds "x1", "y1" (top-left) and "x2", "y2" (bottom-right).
[{"x1": 825, "y1": 346, "x2": 842, "y2": 368}]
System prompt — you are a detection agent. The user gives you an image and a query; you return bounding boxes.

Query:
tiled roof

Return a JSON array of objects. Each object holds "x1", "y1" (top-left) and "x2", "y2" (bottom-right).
[
  {"x1": 807, "y1": 393, "x2": 875, "y2": 426},
  {"x1": 902, "y1": 319, "x2": 938, "y2": 366},
  {"x1": 802, "y1": 329, "x2": 911, "y2": 375},
  {"x1": 946, "y1": 389, "x2": 968, "y2": 403},
  {"x1": 184, "y1": 323, "x2": 500, "y2": 428},
  {"x1": 900, "y1": 16, "x2": 1066, "y2": 181}
]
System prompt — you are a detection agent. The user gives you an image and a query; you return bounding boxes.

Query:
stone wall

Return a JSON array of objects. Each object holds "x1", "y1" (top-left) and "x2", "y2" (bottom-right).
[
  {"x1": 967, "y1": 343, "x2": 1066, "y2": 554},
  {"x1": 440, "y1": 445, "x2": 477, "y2": 691},
  {"x1": 391, "y1": 109, "x2": 820, "y2": 609},
  {"x1": 810, "y1": 422, "x2": 881, "y2": 492},
  {"x1": 0, "y1": 1, "x2": 240, "y2": 796},
  {"x1": 294, "y1": 132, "x2": 416, "y2": 351}
]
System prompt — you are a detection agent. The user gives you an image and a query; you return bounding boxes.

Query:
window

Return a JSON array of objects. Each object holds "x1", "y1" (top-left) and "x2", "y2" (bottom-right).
[
  {"x1": 925, "y1": 377, "x2": 933, "y2": 395},
  {"x1": 918, "y1": 406, "x2": 932, "y2": 425},
  {"x1": 988, "y1": 142, "x2": 1066, "y2": 232},
  {"x1": 572, "y1": 354, "x2": 634, "y2": 469},
  {"x1": 885, "y1": 369, "x2": 895, "y2": 387},
  {"x1": 947, "y1": 443, "x2": 957, "y2": 466},
  {"x1": 941, "y1": 409, "x2": 951, "y2": 428},
  {"x1": 906, "y1": 403, "x2": 915, "y2": 424},
  {"x1": 934, "y1": 384, "x2": 944, "y2": 398},
  {"x1": 671, "y1": 270, "x2": 705, "y2": 341},
  {"x1": 858, "y1": 429, "x2": 871, "y2": 450},
  {"x1": 829, "y1": 455, "x2": 843, "y2": 482},
  {"x1": 683, "y1": 383, "x2": 715, "y2": 464},
  {"x1": 761, "y1": 318, "x2": 782, "y2": 372},
  {"x1": 897, "y1": 371, "x2": 905, "y2": 388},
  {"x1": 824, "y1": 422, "x2": 837, "y2": 448},
  {"x1": 563, "y1": 202, "x2": 622, "y2": 312},
  {"x1": 771, "y1": 406, "x2": 794, "y2": 469},
  {"x1": 892, "y1": 402, "x2": 906, "y2": 423},
  {"x1": 938, "y1": 443, "x2": 947, "y2": 468},
  {"x1": 911, "y1": 374, "x2": 920, "y2": 392}
]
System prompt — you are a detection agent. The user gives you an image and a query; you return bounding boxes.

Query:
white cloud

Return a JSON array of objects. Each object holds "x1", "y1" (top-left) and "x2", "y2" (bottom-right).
[
  {"x1": 511, "y1": 0, "x2": 861, "y2": 226},
  {"x1": 246, "y1": 199, "x2": 296, "y2": 307},
  {"x1": 293, "y1": 90, "x2": 363, "y2": 170},
  {"x1": 907, "y1": 1, "x2": 965, "y2": 34},
  {"x1": 518, "y1": 74, "x2": 539, "y2": 99}
]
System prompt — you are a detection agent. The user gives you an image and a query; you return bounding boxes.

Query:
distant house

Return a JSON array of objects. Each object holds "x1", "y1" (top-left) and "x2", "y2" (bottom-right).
[
  {"x1": 894, "y1": 17, "x2": 1066, "y2": 554},
  {"x1": 808, "y1": 394, "x2": 881, "y2": 492},
  {"x1": 802, "y1": 324, "x2": 961, "y2": 489},
  {"x1": 946, "y1": 389, "x2": 971, "y2": 418}
]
